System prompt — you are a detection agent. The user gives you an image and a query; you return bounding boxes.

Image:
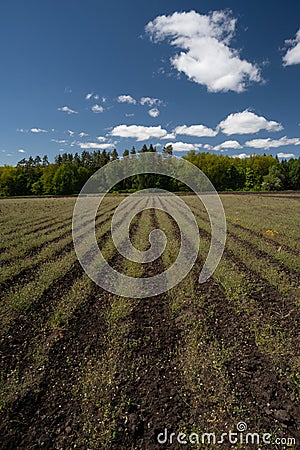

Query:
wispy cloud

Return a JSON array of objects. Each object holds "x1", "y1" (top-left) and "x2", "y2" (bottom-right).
[
  {"x1": 91, "y1": 104, "x2": 104, "y2": 113},
  {"x1": 283, "y1": 28, "x2": 300, "y2": 66},
  {"x1": 30, "y1": 127, "x2": 48, "y2": 133},
  {"x1": 51, "y1": 139, "x2": 67, "y2": 144},
  {"x1": 125, "y1": 113, "x2": 135, "y2": 117},
  {"x1": 117, "y1": 95, "x2": 136, "y2": 104},
  {"x1": 97, "y1": 136, "x2": 106, "y2": 142},
  {"x1": 85, "y1": 92, "x2": 94, "y2": 100},
  {"x1": 111, "y1": 124, "x2": 167, "y2": 141},
  {"x1": 58, "y1": 106, "x2": 78, "y2": 114},
  {"x1": 18, "y1": 149, "x2": 26, "y2": 153},
  {"x1": 146, "y1": 10, "x2": 261, "y2": 92},
  {"x1": 78, "y1": 132, "x2": 88, "y2": 138},
  {"x1": 67, "y1": 130, "x2": 75, "y2": 136},
  {"x1": 245, "y1": 136, "x2": 300, "y2": 149},
  {"x1": 148, "y1": 108, "x2": 160, "y2": 118},
  {"x1": 218, "y1": 110, "x2": 283, "y2": 135},
  {"x1": 77, "y1": 142, "x2": 114, "y2": 149}
]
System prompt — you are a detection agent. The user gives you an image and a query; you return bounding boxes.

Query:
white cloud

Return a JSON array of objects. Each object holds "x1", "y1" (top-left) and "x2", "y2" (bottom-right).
[
  {"x1": 67, "y1": 130, "x2": 75, "y2": 136},
  {"x1": 51, "y1": 139, "x2": 67, "y2": 144},
  {"x1": 161, "y1": 132, "x2": 176, "y2": 140},
  {"x1": 140, "y1": 96, "x2": 162, "y2": 107},
  {"x1": 85, "y1": 92, "x2": 93, "y2": 100},
  {"x1": 102, "y1": 96, "x2": 107, "y2": 103},
  {"x1": 117, "y1": 95, "x2": 136, "y2": 104},
  {"x1": 97, "y1": 136, "x2": 106, "y2": 142},
  {"x1": 145, "y1": 10, "x2": 261, "y2": 93},
  {"x1": 78, "y1": 142, "x2": 114, "y2": 149},
  {"x1": 165, "y1": 141, "x2": 202, "y2": 151},
  {"x1": 30, "y1": 127, "x2": 47, "y2": 133},
  {"x1": 231, "y1": 153, "x2": 249, "y2": 159},
  {"x1": 17, "y1": 128, "x2": 28, "y2": 133},
  {"x1": 283, "y1": 29, "x2": 300, "y2": 66},
  {"x1": 58, "y1": 106, "x2": 78, "y2": 114},
  {"x1": 91, "y1": 104, "x2": 104, "y2": 113},
  {"x1": 79, "y1": 132, "x2": 88, "y2": 138},
  {"x1": 277, "y1": 152, "x2": 295, "y2": 159},
  {"x1": 111, "y1": 124, "x2": 167, "y2": 141},
  {"x1": 125, "y1": 113, "x2": 135, "y2": 117},
  {"x1": 219, "y1": 110, "x2": 283, "y2": 135},
  {"x1": 213, "y1": 140, "x2": 242, "y2": 151},
  {"x1": 18, "y1": 149, "x2": 26, "y2": 153},
  {"x1": 245, "y1": 136, "x2": 300, "y2": 149},
  {"x1": 174, "y1": 124, "x2": 217, "y2": 137},
  {"x1": 148, "y1": 107, "x2": 160, "y2": 118},
  {"x1": 94, "y1": 94, "x2": 99, "y2": 100}
]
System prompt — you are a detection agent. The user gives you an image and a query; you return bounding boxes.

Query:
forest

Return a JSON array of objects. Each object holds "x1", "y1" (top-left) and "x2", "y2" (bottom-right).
[{"x1": 0, "y1": 144, "x2": 299, "y2": 196}]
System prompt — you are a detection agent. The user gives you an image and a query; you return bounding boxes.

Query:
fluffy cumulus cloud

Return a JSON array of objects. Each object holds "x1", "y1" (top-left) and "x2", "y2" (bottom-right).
[
  {"x1": 283, "y1": 29, "x2": 300, "y2": 66},
  {"x1": 277, "y1": 152, "x2": 295, "y2": 159},
  {"x1": 30, "y1": 128, "x2": 47, "y2": 133},
  {"x1": 140, "y1": 97, "x2": 162, "y2": 107},
  {"x1": 117, "y1": 95, "x2": 136, "y2": 104},
  {"x1": 148, "y1": 107, "x2": 160, "y2": 118},
  {"x1": 91, "y1": 104, "x2": 104, "y2": 113},
  {"x1": 146, "y1": 10, "x2": 261, "y2": 92},
  {"x1": 58, "y1": 106, "x2": 78, "y2": 114},
  {"x1": 213, "y1": 140, "x2": 242, "y2": 151},
  {"x1": 165, "y1": 141, "x2": 202, "y2": 151},
  {"x1": 245, "y1": 136, "x2": 300, "y2": 149},
  {"x1": 174, "y1": 124, "x2": 217, "y2": 137},
  {"x1": 218, "y1": 110, "x2": 283, "y2": 135},
  {"x1": 110, "y1": 125, "x2": 167, "y2": 141}
]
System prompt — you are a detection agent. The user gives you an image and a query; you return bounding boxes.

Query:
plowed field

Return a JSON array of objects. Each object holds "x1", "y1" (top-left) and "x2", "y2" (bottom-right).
[{"x1": 0, "y1": 193, "x2": 299, "y2": 449}]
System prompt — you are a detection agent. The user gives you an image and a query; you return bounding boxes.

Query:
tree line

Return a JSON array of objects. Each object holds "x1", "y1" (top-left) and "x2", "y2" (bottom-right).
[{"x1": 0, "y1": 144, "x2": 299, "y2": 196}]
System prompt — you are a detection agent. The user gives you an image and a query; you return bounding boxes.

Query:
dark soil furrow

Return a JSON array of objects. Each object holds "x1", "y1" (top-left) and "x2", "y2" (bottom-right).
[
  {"x1": 0, "y1": 282, "x2": 111, "y2": 449},
  {"x1": 0, "y1": 205, "x2": 143, "y2": 449},
  {"x1": 110, "y1": 207, "x2": 186, "y2": 450},
  {"x1": 192, "y1": 270, "x2": 300, "y2": 441},
  {"x1": 0, "y1": 206, "x2": 118, "y2": 294},
  {"x1": 195, "y1": 221, "x2": 300, "y2": 338},
  {"x1": 0, "y1": 200, "x2": 117, "y2": 269},
  {"x1": 230, "y1": 221, "x2": 300, "y2": 257}
]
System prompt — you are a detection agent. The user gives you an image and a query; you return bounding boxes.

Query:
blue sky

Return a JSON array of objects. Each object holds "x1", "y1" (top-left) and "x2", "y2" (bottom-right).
[{"x1": 1, "y1": 0, "x2": 300, "y2": 165}]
